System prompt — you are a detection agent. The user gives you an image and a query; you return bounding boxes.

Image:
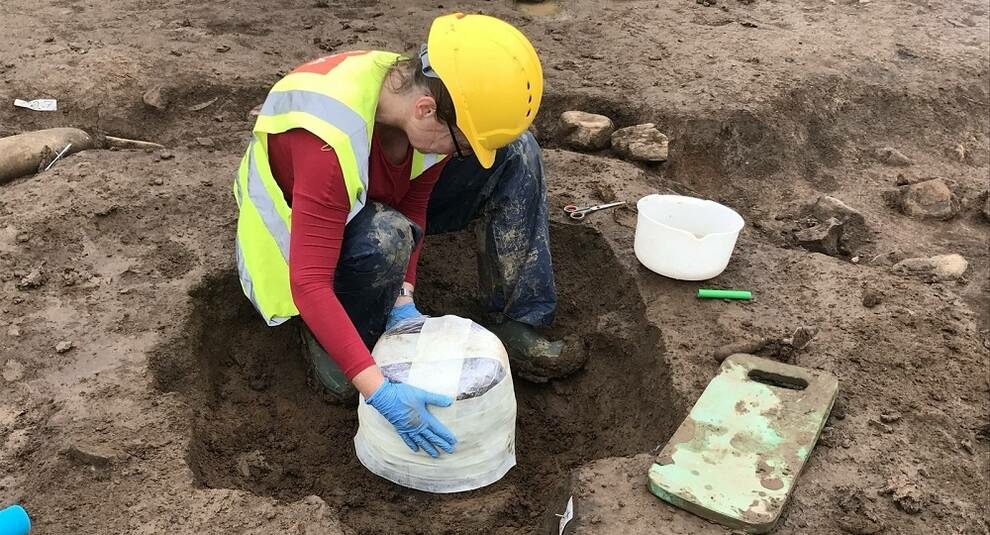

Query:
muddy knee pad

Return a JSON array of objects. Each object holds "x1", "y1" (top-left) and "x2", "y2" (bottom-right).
[
  {"x1": 364, "y1": 204, "x2": 420, "y2": 279},
  {"x1": 299, "y1": 324, "x2": 358, "y2": 404}
]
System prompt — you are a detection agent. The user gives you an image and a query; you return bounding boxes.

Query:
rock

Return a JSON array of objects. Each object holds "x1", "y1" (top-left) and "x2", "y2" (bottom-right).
[
  {"x1": 949, "y1": 143, "x2": 966, "y2": 161},
  {"x1": 63, "y1": 444, "x2": 115, "y2": 468},
  {"x1": 195, "y1": 137, "x2": 215, "y2": 148},
  {"x1": 804, "y1": 196, "x2": 874, "y2": 257},
  {"x1": 879, "y1": 412, "x2": 902, "y2": 423},
  {"x1": 215, "y1": 44, "x2": 230, "y2": 53},
  {"x1": 835, "y1": 488, "x2": 886, "y2": 534},
  {"x1": 237, "y1": 457, "x2": 252, "y2": 478},
  {"x1": 795, "y1": 217, "x2": 843, "y2": 256},
  {"x1": 346, "y1": 20, "x2": 376, "y2": 33},
  {"x1": 6, "y1": 325, "x2": 20, "y2": 337},
  {"x1": 234, "y1": 450, "x2": 272, "y2": 479},
  {"x1": 785, "y1": 325, "x2": 819, "y2": 350},
  {"x1": 15, "y1": 232, "x2": 30, "y2": 243},
  {"x1": 713, "y1": 340, "x2": 768, "y2": 362},
  {"x1": 837, "y1": 515, "x2": 885, "y2": 535},
  {"x1": 55, "y1": 340, "x2": 74, "y2": 354},
  {"x1": 2, "y1": 359, "x2": 25, "y2": 382},
  {"x1": 883, "y1": 178, "x2": 958, "y2": 220},
  {"x1": 15, "y1": 267, "x2": 46, "y2": 290},
  {"x1": 893, "y1": 254, "x2": 968, "y2": 281},
  {"x1": 611, "y1": 123, "x2": 669, "y2": 162},
  {"x1": 560, "y1": 111, "x2": 615, "y2": 151},
  {"x1": 142, "y1": 85, "x2": 167, "y2": 111},
  {"x1": 812, "y1": 196, "x2": 864, "y2": 225},
  {"x1": 983, "y1": 193, "x2": 990, "y2": 221},
  {"x1": 152, "y1": 177, "x2": 164, "y2": 186},
  {"x1": 875, "y1": 146, "x2": 913, "y2": 167},
  {"x1": 861, "y1": 289, "x2": 883, "y2": 308},
  {"x1": 881, "y1": 475, "x2": 924, "y2": 514}
]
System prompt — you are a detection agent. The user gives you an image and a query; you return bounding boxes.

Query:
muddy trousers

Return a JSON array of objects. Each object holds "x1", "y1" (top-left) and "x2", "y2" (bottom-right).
[{"x1": 302, "y1": 132, "x2": 557, "y2": 399}]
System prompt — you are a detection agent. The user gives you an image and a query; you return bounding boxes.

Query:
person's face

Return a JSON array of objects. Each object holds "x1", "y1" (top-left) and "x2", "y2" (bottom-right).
[{"x1": 406, "y1": 95, "x2": 473, "y2": 158}]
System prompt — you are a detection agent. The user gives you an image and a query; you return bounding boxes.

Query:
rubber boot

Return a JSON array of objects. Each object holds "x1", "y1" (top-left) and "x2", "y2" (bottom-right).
[
  {"x1": 481, "y1": 315, "x2": 586, "y2": 382},
  {"x1": 299, "y1": 325, "x2": 359, "y2": 406}
]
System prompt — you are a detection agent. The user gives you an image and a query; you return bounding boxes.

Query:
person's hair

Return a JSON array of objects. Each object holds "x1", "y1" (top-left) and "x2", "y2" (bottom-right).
[{"x1": 385, "y1": 51, "x2": 457, "y2": 126}]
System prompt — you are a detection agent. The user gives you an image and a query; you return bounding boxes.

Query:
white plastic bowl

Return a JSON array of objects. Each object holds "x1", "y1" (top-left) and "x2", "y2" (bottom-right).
[{"x1": 634, "y1": 194, "x2": 745, "y2": 280}]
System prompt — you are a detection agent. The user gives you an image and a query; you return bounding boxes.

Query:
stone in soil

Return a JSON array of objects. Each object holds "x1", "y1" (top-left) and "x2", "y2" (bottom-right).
[
  {"x1": 610, "y1": 123, "x2": 669, "y2": 162},
  {"x1": 875, "y1": 146, "x2": 913, "y2": 167},
  {"x1": 814, "y1": 196, "x2": 872, "y2": 238},
  {"x1": 786, "y1": 325, "x2": 819, "y2": 350},
  {"x1": 15, "y1": 267, "x2": 46, "y2": 290},
  {"x1": 879, "y1": 412, "x2": 902, "y2": 423},
  {"x1": 2, "y1": 359, "x2": 25, "y2": 382},
  {"x1": 881, "y1": 475, "x2": 924, "y2": 514},
  {"x1": 62, "y1": 444, "x2": 117, "y2": 468},
  {"x1": 55, "y1": 340, "x2": 74, "y2": 353},
  {"x1": 795, "y1": 217, "x2": 843, "y2": 256},
  {"x1": 560, "y1": 111, "x2": 615, "y2": 151},
  {"x1": 195, "y1": 137, "x2": 215, "y2": 148},
  {"x1": 892, "y1": 253, "x2": 968, "y2": 281},
  {"x1": 713, "y1": 340, "x2": 768, "y2": 362},
  {"x1": 142, "y1": 85, "x2": 167, "y2": 111},
  {"x1": 883, "y1": 178, "x2": 959, "y2": 220},
  {"x1": 983, "y1": 193, "x2": 990, "y2": 221},
  {"x1": 346, "y1": 19, "x2": 376, "y2": 33},
  {"x1": 861, "y1": 289, "x2": 883, "y2": 308}
]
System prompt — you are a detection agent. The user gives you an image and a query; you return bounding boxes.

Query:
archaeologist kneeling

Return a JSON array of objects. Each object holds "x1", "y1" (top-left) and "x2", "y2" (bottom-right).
[{"x1": 233, "y1": 13, "x2": 579, "y2": 457}]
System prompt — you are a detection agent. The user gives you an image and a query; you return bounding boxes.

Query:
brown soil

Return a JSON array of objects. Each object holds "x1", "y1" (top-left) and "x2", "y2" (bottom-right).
[{"x1": 1, "y1": 1, "x2": 988, "y2": 534}]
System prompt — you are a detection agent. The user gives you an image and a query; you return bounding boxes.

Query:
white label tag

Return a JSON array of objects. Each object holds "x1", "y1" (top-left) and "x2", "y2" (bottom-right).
[
  {"x1": 558, "y1": 496, "x2": 574, "y2": 535},
  {"x1": 13, "y1": 99, "x2": 58, "y2": 111}
]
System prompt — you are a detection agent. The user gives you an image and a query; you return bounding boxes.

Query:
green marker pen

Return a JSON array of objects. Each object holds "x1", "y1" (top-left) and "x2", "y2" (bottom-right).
[{"x1": 697, "y1": 289, "x2": 752, "y2": 300}]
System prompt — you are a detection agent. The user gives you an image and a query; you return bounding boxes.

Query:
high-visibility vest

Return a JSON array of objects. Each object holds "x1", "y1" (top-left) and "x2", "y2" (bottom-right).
[{"x1": 233, "y1": 50, "x2": 446, "y2": 326}]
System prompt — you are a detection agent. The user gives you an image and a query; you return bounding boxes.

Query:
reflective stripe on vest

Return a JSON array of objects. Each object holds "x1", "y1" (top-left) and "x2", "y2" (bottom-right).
[{"x1": 234, "y1": 50, "x2": 446, "y2": 325}]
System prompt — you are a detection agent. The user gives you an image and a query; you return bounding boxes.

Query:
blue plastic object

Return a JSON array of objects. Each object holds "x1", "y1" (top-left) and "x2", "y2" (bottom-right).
[{"x1": 0, "y1": 505, "x2": 31, "y2": 535}]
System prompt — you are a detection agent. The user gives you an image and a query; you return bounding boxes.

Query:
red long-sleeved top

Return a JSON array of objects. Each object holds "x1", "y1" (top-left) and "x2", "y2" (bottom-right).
[{"x1": 267, "y1": 128, "x2": 446, "y2": 379}]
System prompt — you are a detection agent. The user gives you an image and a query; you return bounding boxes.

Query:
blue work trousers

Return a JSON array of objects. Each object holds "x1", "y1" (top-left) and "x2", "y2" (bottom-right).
[{"x1": 327, "y1": 132, "x2": 557, "y2": 350}]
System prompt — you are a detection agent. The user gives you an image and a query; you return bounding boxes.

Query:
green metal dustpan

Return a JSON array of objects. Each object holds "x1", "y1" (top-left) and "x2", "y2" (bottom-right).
[{"x1": 648, "y1": 354, "x2": 838, "y2": 533}]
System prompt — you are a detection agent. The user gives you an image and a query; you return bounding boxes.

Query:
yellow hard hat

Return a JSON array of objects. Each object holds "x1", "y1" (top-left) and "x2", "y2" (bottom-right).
[{"x1": 426, "y1": 13, "x2": 544, "y2": 169}]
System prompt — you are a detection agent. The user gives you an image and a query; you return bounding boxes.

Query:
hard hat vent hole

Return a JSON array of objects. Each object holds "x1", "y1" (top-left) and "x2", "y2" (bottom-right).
[
  {"x1": 528, "y1": 95, "x2": 533, "y2": 103},
  {"x1": 526, "y1": 109, "x2": 532, "y2": 117}
]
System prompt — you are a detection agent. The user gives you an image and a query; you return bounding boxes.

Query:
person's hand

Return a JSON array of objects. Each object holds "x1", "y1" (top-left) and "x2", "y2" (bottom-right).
[
  {"x1": 366, "y1": 380, "x2": 457, "y2": 457},
  {"x1": 386, "y1": 302, "x2": 426, "y2": 331}
]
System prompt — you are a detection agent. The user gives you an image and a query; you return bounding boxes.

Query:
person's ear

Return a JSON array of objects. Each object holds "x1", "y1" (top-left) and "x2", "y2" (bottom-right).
[{"x1": 413, "y1": 95, "x2": 437, "y2": 121}]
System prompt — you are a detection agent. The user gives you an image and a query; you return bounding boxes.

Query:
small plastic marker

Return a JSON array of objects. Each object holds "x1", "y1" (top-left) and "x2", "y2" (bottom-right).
[
  {"x1": 697, "y1": 288, "x2": 752, "y2": 300},
  {"x1": 0, "y1": 504, "x2": 31, "y2": 535}
]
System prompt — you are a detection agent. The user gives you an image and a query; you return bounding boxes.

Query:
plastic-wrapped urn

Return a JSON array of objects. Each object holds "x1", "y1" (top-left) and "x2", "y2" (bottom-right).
[{"x1": 354, "y1": 315, "x2": 517, "y2": 493}]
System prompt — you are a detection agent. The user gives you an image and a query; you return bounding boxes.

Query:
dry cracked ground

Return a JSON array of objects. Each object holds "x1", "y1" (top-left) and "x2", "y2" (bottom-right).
[{"x1": 1, "y1": 1, "x2": 988, "y2": 534}]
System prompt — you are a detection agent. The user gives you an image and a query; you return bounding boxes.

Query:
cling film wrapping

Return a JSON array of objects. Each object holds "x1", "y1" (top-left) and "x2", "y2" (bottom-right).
[{"x1": 354, "y1": 315, "x2": 517, "y2": 493}]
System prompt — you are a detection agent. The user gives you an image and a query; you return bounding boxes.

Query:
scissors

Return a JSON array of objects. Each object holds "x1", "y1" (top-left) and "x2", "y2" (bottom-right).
[{"x1": 563, "y1": 201, "x2": 626, "y2": 220}]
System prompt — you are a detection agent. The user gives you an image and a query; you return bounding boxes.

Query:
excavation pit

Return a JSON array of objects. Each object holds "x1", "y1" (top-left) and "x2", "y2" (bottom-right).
[{"x1": 152, "y1": 223, "x2": 680, "y2": 535}]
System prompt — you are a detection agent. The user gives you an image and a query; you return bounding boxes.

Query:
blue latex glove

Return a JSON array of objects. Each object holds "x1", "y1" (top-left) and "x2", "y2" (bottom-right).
[
  {"x1": 386, "y1": 302, "x2": 426, "y2": 331},
  {"x1": 366, "y1": 380, "x2": 458, "y2": 457}
]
